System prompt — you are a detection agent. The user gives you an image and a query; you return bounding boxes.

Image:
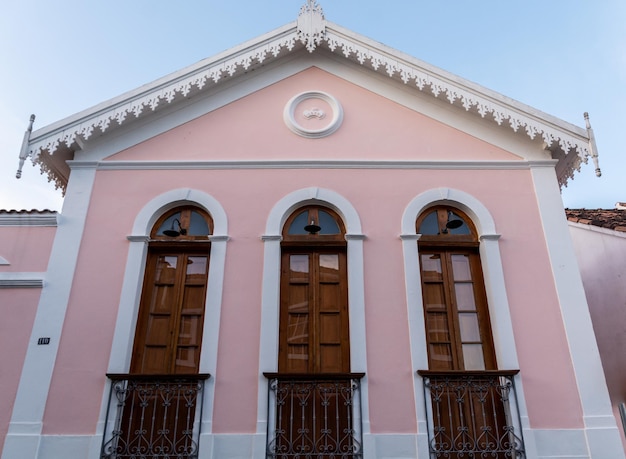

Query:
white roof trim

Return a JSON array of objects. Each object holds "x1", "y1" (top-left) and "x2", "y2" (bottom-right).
[{"x1": 21, "y1": 0, "x2": 595, "y2": 189}]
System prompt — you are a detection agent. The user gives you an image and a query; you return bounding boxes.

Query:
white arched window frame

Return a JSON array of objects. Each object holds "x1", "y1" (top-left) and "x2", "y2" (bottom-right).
[
  {"x1": 400, "y1": 187, "x2": 530, "y2": 457},
  {"x1": 99, "y1": 188, "x2": 228, "y2": 440},
  {"x1": 256, "y1": 187, "x2": 370, "y2": 437}
]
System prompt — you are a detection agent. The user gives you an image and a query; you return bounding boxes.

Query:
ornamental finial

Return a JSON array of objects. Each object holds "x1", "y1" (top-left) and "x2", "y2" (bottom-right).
[
  {"x1": 584, "y1": 112, "x2": 601, "y2": 178},
  {"x1": 16, "y1": 114, "x2": 35, "y2": 179},
  {"x1": 297, "y1": 0, "x2": 326, "y2": 52}
]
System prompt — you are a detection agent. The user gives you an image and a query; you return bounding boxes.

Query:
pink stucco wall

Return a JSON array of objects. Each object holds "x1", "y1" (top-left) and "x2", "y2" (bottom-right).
[
  {"x1": 0, "y1": 224, "x2": 54, "y2": 449},
  {"x1": 42, "y1": 67, "x2": 583, "y2": 435},
  {"x1": 0, "y1": 225, "x2": 55, "y2": 273},
  {"x1": 0, "y1": 289, "x2": 41, "y2": 450}
]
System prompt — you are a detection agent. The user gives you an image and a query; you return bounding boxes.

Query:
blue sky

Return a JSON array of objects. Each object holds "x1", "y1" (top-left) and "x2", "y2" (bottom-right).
[{"x1": 1, "y1": 1, "x2": 624, "y2": 211}]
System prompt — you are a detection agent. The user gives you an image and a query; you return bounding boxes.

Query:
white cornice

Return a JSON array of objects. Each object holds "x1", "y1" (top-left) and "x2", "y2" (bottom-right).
[
  {"x1": 76, "y1": 159, "x2": 558, "y2": 171},
  {"x1": 22, "y1": 1, "x2": 593, "y2": 191}
]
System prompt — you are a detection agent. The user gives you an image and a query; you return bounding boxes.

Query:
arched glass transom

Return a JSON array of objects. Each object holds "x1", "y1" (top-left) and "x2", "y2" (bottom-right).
[
  {"x1": 283, "y1": 206, "x2": 345, "y2": 241},
  {"x1": 417, "y1": 207, "x2": 472, "y2": 238},
  {"x1": 152, "y1": 207, "x2": 213, "y2": 240}
]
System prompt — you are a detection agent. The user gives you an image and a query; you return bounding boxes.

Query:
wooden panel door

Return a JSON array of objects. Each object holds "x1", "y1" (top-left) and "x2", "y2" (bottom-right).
[
  {"x1": 421, "y1": 248, "x2": 508, "y2": 457},
  {"x1": 420, "y1": 249, "x2": 495, "y2": 371},
  {"x1": 131, "y1": 250, "x2": 209, "y2": 374},
  {"x1": 116, "y1": 249, "x2": 209, "y2": 458},
  {"x1": 276, "y1": 249, "x2": 351, "y2": 457},
  {"x1": 279, "y1": 250, "x2": 349, "y2": 374}
]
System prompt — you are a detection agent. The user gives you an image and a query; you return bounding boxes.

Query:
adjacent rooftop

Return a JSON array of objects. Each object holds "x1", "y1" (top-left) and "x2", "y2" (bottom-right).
[{"x1": 566, "y1": 205, "x2": 626, "y2": 233}]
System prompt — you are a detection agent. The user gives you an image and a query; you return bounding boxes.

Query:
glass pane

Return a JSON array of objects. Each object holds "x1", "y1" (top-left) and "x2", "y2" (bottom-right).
[
  {"x1": 186, "y1": 256, "x2": 208, "y2": 277},
  {"x1": 287, "y1": 211, "x2": 310, "y2": 235},
  {"x1": 319, "y1": 254, "x2": 339, "y2": 283},
  {"x1": 287, "y1": 313, "x2": 309, "y2": 344},
  {"x1": 426, "y1": 312, "x2": 450, "y2": 342},
  {"x1": 155, "y1": 212, "x2": 182, "y2": 236},
  {"x1": 150, "y1": 286, "x2": 176, "y2": 313},
  {"x1": 290, "y1": 254, "x2": 309, "y2": 274},
  {"x1": 155, "y1": 256, "x2": 177, "y2": 283},
  {"x1": 320, "y1": 254, "x2": 339, "y2": 270},
  {"x1": 175, "y1": 347, "x2": 197, "y2": 369},
  {"x1": 422, "y1": 284, "x2": 446, "y2": 310},
  {"x1": 458, "y1": 313, "x2": 481, "y2": 342},
  {"x1": 178, "y1": 316, "x2": 200, "y2": 345},
  {"x1": 462, "y1": 344, "x2": 485, "y2": 370},
  {"x1": 317, "y1": 210, "x2": 340, "y2": 234},
  {"x1": 429, "y1": 344, "x2": 453, "y2": 370},
  {"x1": 188, "y1": 210, "x2": 210, "y2": 236},
  {"x1": 451, "y1": 254, "x2": 471, "y2": 281},
  {"x1": 455, "y1": 283, "x2": 476, "y2": 311},
  {"x1": 420, "y1": 254, "x2": 442, "y2": 280},
  {"x1": 418, "y1": 211, "x2": 439, "y2": 235},
  {"x1": 288, "y1": 285, "x2": 309, "y2": 313},
  {"x1": 287, "y1": 345, "x2": 309, "y2": 367},
  {"x1": 447, "y1": 212, "x2": 471, "y2": 235}
]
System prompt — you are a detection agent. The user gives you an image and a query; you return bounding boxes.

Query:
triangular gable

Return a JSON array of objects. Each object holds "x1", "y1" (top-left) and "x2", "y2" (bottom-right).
[
  {"x1": 108, "y1": 67, "x2": 522, "y2": 163},
  {"x1": 17, "y1": 0, "x2": 599, "y2": 192}
]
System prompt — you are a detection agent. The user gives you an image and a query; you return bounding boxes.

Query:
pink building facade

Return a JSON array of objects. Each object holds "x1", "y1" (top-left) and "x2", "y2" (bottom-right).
[{"x1": 2, "y1": 3, "x2": 623, "y2": 458}]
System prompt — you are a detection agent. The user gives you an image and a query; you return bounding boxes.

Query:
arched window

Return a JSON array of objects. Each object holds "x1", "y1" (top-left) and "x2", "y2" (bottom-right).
[
  {"x1": 416, "y1": 206, "x2": 496, "y2": 371},
  {"x1": 416, "y1": 206, "x2": 523, "y2": 458},
  {"x1": 266, "y1": 205, "x2": 360, "y2": 458},
  {"x1": 278, "y1": 205, "x2": 349, "y2": 373},
  {"x1": 102, "y1": 206, "x2": 213, "y2": 459},
  {"x1": 131, "y1": 206, "x2": 213, "y2": 374}
]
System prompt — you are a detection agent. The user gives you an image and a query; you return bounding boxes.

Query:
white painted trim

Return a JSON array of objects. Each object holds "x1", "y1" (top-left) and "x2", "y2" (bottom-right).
[
  {"x1": 11, "y1": 428, "x2": 608, "y2": 459},
  {"x1": 56, "y1": 52, "x2": 566, "y2": 168},
  {"x1": 99, "y1": 188, "x2": 228, "y2": 447},
  {"x1": 400, "y1": 187, "x2": 531, "y2": 455},
  {"x1": 257, "y1": 187, "x2": 370, "y2": 439},
  {"x1": 530, "y1": 167, "x2": 626, "y2": 458},
  {"x1": 27, "y1": 20, "x2": 590, "y2": 165},
  {"x1": 567, "y1": 221, "x2": 626, "y2": 240},
  {"x1": 0, "y1": 272, "x2": 45, "y2": 288},
  {"x1": 0, "y1": 256, "x2": 9, "y2": 265},
  {"x1": 0, "y1": 213, "x2": 57, "y2": 226},
  {"x1": 2, "y1": 167, "x2": 97, "y2": 459},
  {"x1": 82, "y1": 159, "x2": 558, "y2": 171}
]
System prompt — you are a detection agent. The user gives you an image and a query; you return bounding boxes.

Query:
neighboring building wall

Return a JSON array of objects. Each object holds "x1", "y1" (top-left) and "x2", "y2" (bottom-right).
[
  {"x1": 568, "y1": 220, "x2": 626, "y2": 449},
  {"x1": 0, "y1": 213, "x2": 56, "y2": 451}
]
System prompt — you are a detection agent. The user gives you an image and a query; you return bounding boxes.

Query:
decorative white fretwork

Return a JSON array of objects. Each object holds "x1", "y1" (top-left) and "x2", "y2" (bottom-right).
[
  {"x1": 297, "y1": 0, "x2": 326, "y2": 53},
  {"x1": 22, "y1": 0, "x2": 595, "y2": 190}
]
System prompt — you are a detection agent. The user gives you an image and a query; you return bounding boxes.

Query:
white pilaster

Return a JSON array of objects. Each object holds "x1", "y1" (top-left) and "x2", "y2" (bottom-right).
[
  {"x1": 2, "y1": 166, "x2": 97, "y2": 459},
  {"x1": 530, "y1": 165, "x2": 625, "y2": 458}
]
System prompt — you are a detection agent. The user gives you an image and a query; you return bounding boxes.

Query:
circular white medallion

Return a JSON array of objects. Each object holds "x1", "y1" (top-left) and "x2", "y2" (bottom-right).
[{"x1": 283, "y1": 91, "x2": 343, "y2": 138}]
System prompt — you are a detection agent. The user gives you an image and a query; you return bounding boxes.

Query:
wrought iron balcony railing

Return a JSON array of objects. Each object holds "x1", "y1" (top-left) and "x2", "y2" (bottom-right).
[
  {"x1": 101, "y1": 373, "x2": 209, "y2": 459},
  {"x1": 418, "y1": 370, "x2": 525, "y2": 459},
  {"x1": 264, "y1": 373, "x2": 365, "y2": 459}
]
